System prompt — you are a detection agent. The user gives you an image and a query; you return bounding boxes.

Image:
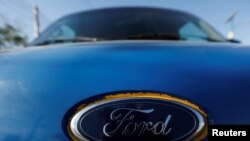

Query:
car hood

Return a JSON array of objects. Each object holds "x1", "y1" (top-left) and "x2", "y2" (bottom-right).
[{"x1": 0, "y1": 41, "x2": 250, "y2": 140}]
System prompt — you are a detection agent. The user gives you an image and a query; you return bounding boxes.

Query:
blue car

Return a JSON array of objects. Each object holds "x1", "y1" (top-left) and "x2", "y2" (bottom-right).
[{"x1": 1, "y1": 7, "x2": 249, "y2": 141}]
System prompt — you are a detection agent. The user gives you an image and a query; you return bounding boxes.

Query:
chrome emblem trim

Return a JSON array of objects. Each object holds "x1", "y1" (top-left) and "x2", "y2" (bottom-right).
[{"x1": 67, "y1": 92, "x2": 208, "y2": 141}]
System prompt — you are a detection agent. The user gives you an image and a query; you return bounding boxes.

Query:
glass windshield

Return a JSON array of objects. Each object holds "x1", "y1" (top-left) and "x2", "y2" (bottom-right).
[{"x1": 31, "y1": 7, "x2": 226, "y2": 46}]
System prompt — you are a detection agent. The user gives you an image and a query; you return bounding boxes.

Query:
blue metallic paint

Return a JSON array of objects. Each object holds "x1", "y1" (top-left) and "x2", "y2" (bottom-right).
[{"x1": 0, "y1": 41, "x2": 250, "y2": 140}]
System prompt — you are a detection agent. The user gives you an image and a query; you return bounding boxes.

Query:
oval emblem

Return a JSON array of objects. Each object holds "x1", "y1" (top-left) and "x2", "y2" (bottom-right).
[{"x1": 66, "y1": 92, "x2": 207, "y2": 141}]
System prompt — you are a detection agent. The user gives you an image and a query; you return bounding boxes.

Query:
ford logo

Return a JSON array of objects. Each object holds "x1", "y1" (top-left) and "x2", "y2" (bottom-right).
[{"x1": 66, "y1": 92, "x2": 207, "y2": 141}]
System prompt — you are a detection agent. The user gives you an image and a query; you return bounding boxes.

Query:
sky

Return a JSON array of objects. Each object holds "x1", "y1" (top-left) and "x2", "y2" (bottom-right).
[{"x1": 27, "y1": 0, "x2": 250, "y2": 44}]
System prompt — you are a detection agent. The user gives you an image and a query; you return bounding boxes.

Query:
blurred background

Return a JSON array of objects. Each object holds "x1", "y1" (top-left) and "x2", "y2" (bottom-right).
[{"x1": 0, "y1": 0, "x2": 250, "y2": 48}]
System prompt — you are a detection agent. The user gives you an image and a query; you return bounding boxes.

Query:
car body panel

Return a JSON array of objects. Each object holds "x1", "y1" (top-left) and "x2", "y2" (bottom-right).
[{"x1": 0, "y1": 41, "x2": 250, "y2": 140}]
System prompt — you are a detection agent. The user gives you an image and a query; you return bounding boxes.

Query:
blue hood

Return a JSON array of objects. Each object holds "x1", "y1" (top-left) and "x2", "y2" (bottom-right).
[{"x1": 0, "y1": 41, "x2": 250, "y2": 140}]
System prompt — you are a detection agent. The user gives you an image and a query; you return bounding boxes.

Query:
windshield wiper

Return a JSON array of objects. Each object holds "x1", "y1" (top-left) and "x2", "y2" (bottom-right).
[
  {"x1": 35, "y1": 36, "x2": 102, "y2": 46},
  {"x1": 125, "y1": 33, "x2": 226, "y2": 42},
  {"x1": 125, "y1": 33, "x2": 182, "y2": 41},
  {"x1": 181, "y1": 34, "x2": 226, "y2": 42}
]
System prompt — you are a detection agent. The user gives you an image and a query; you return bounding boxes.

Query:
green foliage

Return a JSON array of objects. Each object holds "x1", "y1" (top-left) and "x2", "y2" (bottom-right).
[{"x1": 0, "y1": 24, "x2": 27, "y2": 48}]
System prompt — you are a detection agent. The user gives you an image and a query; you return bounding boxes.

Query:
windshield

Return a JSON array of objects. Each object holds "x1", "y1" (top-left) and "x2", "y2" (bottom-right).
[{"x1": 31, "y1": 7, "x2": 226, "y2": 46}]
